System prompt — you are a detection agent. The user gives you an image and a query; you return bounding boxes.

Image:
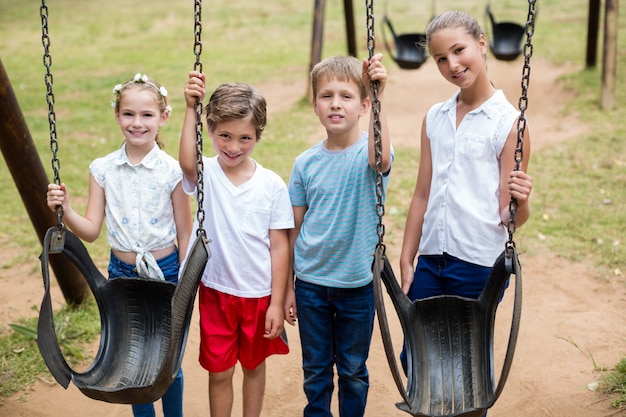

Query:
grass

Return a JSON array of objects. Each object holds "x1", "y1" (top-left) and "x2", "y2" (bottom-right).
[
  {"x1": 0, "y1": 300, "x2": 100, "y2": 399},
  {"x1": 600, "y1": 357, "x2": 626, "y2": 409},
  {"x1": 0, "y1": 0, "x2": 625, "y2": 409}
]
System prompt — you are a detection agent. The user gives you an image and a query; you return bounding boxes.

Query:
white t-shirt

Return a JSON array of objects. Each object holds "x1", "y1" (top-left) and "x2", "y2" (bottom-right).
[
  {"x1": 183, "y1": 156, "x2": 294, "y2": 297},
  {"x1": 419, "y1": 90, "x2": 520, "y2": 267}
]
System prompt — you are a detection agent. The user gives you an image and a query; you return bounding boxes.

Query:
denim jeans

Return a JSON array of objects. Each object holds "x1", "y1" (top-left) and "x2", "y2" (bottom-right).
[
  {"x1": 407, "y1": 253, "x2": 492, "y2": 300},
  {"x1": 132, "y1": 370, "x2": 184, "y2": 417},
  {"x1": 295, "y1": 279, "x2": 375, "y2": 417},
  {"x1": 108, "y1": 248, "x2": 185, "y2": 417},
  {"x1": 108, "y1": 249, "x2": 181, "y2": 284}
]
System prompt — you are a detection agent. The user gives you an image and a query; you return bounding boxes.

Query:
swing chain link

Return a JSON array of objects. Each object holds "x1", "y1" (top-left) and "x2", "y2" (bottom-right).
[
  {"x1": 193, "y1": 0, "x2": 206, "y2": 238},
  {"x1": 40, "y1": 0, "x2": 64, "y2": 229},
  {"x1": 366, "y1": 0, "x2": 386, "y2": 254},
  {"x1": 508, "y1": 0, "x2": 537, "y2": 250}
]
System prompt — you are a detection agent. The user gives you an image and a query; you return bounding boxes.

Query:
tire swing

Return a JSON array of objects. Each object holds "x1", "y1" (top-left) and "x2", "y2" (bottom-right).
[
  {"x1": 485, "y1": 1, "x2": 529, "y2": 61},
  {"x1": 368, "y1": 0, "x2": 538, "y2": 416},
  {"x1": 36, "y1": 0, "x2": 210, "y2": 404},
  {"x1": 380, "y1": 0, "x2": 436, "y2": 70}
]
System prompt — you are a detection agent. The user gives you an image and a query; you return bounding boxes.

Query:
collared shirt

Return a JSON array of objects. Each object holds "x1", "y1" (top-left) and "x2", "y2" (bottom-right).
[
  {"x1": 90, "y1": 143, "x2": 182, "y2": 266},
  {"x1": 419, "y1": 90, "x2": 519, "y2": 267}
]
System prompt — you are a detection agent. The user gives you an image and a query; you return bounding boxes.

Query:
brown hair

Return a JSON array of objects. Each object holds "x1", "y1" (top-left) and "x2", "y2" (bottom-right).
[{"x1": 204, "y1": 82, "x2": 267, "y2": 140}]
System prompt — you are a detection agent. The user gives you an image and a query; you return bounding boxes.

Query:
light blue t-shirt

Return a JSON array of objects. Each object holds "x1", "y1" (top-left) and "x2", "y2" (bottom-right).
[{"x1": 289, "y1": 132, "x2": 391, "y2": 288}]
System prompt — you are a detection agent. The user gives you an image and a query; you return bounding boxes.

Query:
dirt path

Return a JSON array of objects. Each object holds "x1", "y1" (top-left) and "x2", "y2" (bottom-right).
[{"x1": 1, "y1": 58, "x2": 625, "y2": 417}]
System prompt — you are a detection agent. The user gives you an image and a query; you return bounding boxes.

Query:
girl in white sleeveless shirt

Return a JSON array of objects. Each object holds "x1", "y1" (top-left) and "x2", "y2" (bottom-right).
[
  {"x1": 398, "y1": 12, "x2": 533, "y2": 415},
  {"x1": 400, "y1": 10, "x2": 533, "y2": 302}
]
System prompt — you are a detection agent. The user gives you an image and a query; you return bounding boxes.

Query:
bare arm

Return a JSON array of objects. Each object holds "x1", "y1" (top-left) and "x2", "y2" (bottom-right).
[
  {"x1": 46, "y1": 176, "x2": 105, "y2": 242},
  {"x1": 265, "y1": 228, "x2": 290, "y2": 339},
  {"x1": 180, "y1": 70, "x2": 206, "y2": 186},
  {"x1": 284, "y1": 205, "x2": 307, "y2": 326},
  {"x1": 172, "y1": 181, "x2": 192, "y2": 262},
  {"x1": 364, "y1": 53, "x2": 392, "y2": 172},
  {"x1": 499, "y1": 120, "x2": 532, "y2": 228},
  {"x1": 399, "y1": 117, "x2": 431, "y2": 294}
]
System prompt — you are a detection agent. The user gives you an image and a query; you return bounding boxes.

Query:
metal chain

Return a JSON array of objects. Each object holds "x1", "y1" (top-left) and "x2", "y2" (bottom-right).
[
  {"x1": 366, "y1": 0, "x2": 386, "y2": 254},
  {"x1": 193, "y1": 0, "x2": 206, "y2": 238},
  {"x1": 507, "y1": 0, "x2": 537, "y2": 248},
  {"x1": 40, "y1": 0, "x2": 64, "y2": 228}
]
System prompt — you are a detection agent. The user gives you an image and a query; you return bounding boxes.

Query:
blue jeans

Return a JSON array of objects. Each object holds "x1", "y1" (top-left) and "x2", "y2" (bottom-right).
[
  {"x1": 132, "y1": 371, "x2": 184, "y2": 417},
  {"x1": 407, "y1": 253, "x2": 492, "y2": 300},
  {"x1": 108, "y1": 249, "x2": 181, "y2": 284},
  {"x1": 108, "y1": 249, "x2": 185, "y2": 417},
  {"x1": 295, "y1": 279, "x2": 375, "y2": 417}
]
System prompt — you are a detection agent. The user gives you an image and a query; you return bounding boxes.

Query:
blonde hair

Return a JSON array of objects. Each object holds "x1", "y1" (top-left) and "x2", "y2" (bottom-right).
[
  {"x1": 204, "y1": 82, "x2": 267, "y2": 140},
  {"x1": 113, "y1": 75, "x2": 169, "y2": 149},
  {"x1": 310, "y1": 55, "x2": 368, "y2": 101}
]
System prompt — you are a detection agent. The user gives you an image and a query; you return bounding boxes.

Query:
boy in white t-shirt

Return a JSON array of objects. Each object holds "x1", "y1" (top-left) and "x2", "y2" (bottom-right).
[{"x1": 180, "y1": 74, "x2": 294, "y2": 417}]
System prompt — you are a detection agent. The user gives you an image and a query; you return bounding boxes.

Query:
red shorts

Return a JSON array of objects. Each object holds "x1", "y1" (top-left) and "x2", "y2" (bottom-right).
[{"x1": 198, "y1": 285, "x2": 289, "y2": 373}]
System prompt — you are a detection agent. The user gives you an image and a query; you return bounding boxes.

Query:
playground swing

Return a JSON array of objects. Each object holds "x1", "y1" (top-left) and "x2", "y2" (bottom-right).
[
  {"x1": 485, "y1": 2, "x2": 528, "y2": 61},
  {"x1": 36, "y1": 0, "x2": 210, "y2": 404},
  {"x1": 380, "y1": 0, "x2": 436, "y2": 70},
  {"x1": 367, "y1": 0, "x2": 537, "y2": 416}
]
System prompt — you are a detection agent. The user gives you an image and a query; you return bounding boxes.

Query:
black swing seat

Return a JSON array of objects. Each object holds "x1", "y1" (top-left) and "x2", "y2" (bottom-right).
[
  {"x1": 37, "y1": 226, "x2": 209, "y2": 404},
  {"x1": 486, "y1": 6, "x2": 526, "y2": 61},
  {"x1": 382, "y1": 15, "x2": 428, "y2": 70},
  {"x1": 373, "y1": 245, "x2": 522, "y2": 417}
]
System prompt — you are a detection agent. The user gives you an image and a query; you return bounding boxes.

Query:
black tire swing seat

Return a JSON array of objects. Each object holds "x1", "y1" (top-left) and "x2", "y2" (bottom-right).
[
  {"x1": 381, "y1": 15, "x2": 428, "y2": 70},
  {"x1": 486, "y1": 6, "x2": 526, "y2": 61},
  {"x1": 38, "y1": 228, "x2": 209, "y2": 404},
  {"x1": 373, "y1": 246, "x2": 522, "y2": 417}
]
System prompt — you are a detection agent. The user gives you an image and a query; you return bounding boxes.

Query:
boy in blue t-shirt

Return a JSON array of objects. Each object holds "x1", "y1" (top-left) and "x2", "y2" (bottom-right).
[{"x1": 285, "y1": 53, "x2": 393, "y2": 416}]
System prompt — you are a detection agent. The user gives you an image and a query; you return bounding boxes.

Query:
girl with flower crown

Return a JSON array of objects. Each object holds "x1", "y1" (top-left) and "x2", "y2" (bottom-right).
[{"x1": 46, "y1": 73, "x2": 192, "y2": 417}]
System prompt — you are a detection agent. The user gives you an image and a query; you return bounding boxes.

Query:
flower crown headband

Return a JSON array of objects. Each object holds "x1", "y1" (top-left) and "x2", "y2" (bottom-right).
[{"x1": 111, "y1": 73, "x2": 172, "y2": 113}]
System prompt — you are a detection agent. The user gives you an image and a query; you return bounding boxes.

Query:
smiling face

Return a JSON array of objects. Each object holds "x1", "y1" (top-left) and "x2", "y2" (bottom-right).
[
  {"x1": 115, "y1": 88, "x2": 168, "y2": 150},
  {"x1": 210, "y1": 117, "x2": 258, "y2": 170},
  {"x1": 428, "y1": 27, "x2": 488, "y2": 90}
]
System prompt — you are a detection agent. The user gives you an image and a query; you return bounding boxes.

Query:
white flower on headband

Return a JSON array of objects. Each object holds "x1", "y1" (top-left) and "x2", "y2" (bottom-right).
[
  {"x1": 134, "y1": 73, "x2": 149, "y2": 83},
  {"x1": 166, "y1": 105, "x2": 173, "y2": 114},
  {"x1": 111, "y1": 74, "x2": 169, "y2": 109}
]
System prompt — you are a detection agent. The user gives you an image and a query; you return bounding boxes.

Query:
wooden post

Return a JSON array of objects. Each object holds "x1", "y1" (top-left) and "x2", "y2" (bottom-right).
[
  {"x1": 308, "y1": 0, "x2": 358, "y2": 100},
  {"x1": 308, "y1": 0, "x2": 326, "y2": 100},
  {"x1": 600, "y1": 0, "x2": 618, "y2": 110},
  {"x1": 585, "y1": 0, "x2": 601, "y2": 68},
  {"x1": 0, "y1": 57, "x2": 90, "y2": 305},
  {"x1": 344, "y1": 0, "x2": 357, "y2": 57}
]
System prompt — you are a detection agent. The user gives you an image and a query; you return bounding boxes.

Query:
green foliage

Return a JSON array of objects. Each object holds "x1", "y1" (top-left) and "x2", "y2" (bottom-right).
[
  {"x1": 0, "y1": 299, "x2": 100, "y2": 400},
  {"x1": 528, "y1": 133, "x2": 625, "y2": 273},
  {"x1": 599, "y1": 357, "x2": 626, "y2": 409}
]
